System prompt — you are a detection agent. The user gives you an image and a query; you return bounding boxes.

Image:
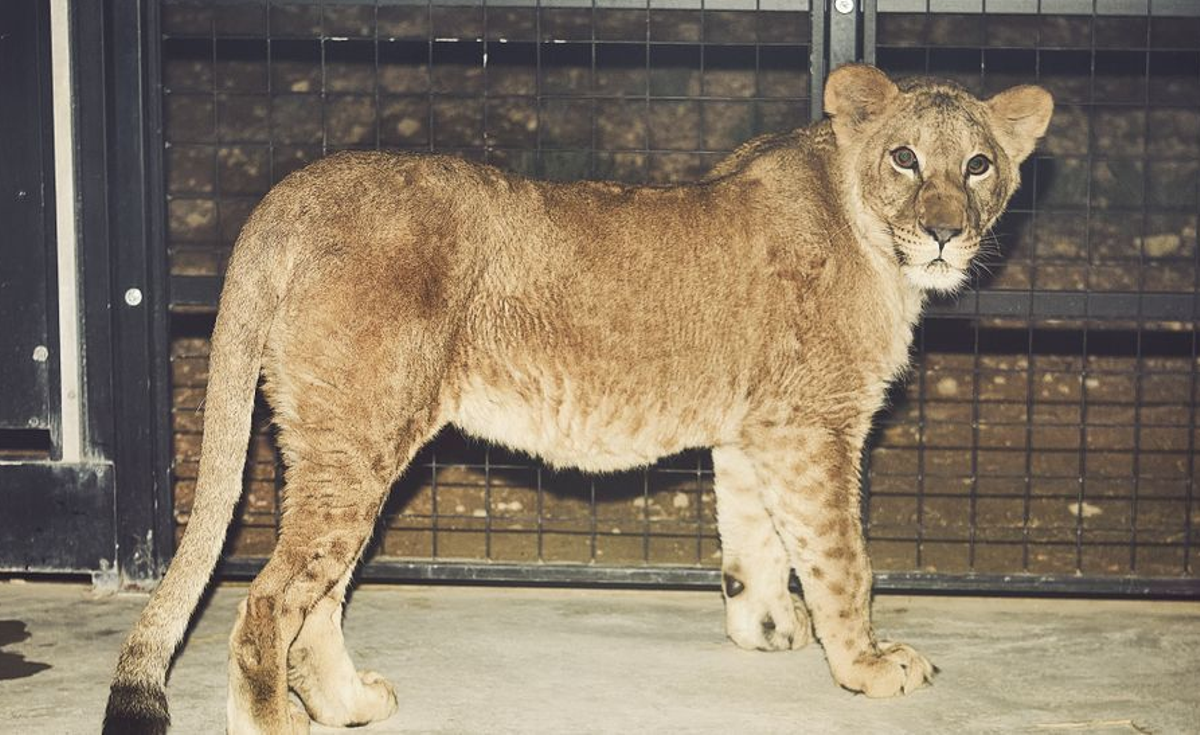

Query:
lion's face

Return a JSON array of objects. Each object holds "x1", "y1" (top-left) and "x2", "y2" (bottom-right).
[
  {"x1": 854, "y1": 91, "x2": 1015, "y2": 293},
  {"x1": 825, "y1": 66, "x2": 1053, "y2": 294}
]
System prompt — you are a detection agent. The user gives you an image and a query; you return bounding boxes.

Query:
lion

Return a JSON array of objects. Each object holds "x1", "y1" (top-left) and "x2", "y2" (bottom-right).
[{"x1": 104, "y1": 64, "x2": 1052, "y2": 733}]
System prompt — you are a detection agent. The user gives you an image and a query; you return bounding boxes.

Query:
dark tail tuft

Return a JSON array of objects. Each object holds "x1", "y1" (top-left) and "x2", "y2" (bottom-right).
[{"x1": 103, "y1": 681, "x2": 169, "y2": 735}]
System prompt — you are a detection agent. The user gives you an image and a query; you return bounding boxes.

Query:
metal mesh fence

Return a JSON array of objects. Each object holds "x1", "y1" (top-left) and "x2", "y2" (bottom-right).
[
  {"x1": 164, "y1": 0, "x2": 812, "y2": 571},
  {"x1": 161, "y1": 0, "x2": 813, "y2": 276},
  {"x1": 862, "y1": 5, "x2": 1199, "y2": 580},
  {"x1": 163, "y1": 0, "x2": 1198, "y2": 590}
]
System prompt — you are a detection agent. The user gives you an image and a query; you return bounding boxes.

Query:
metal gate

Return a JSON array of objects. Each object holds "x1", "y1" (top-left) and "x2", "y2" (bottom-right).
[{"x1": 155, "y1": 0, "x2": 1198, "y2": 596}]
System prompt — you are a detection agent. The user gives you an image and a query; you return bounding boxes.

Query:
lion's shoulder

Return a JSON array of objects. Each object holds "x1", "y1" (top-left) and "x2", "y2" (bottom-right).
[{"x1": 703, "y1": 122, "x2": 836, "y2": 182}]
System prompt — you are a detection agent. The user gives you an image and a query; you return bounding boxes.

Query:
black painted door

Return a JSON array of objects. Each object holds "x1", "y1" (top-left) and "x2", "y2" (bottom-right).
[
  {"x1": 0, "y1": 0, "x2": 122, "y2": 578},
  {"x1": 0, "y1": 0, "x2": 55, "y2": 440}
]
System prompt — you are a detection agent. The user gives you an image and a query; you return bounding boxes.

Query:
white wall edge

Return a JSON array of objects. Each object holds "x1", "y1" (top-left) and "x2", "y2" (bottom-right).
[{"x1": 50, "y1": 0, "x2": 83, "y2": 463}]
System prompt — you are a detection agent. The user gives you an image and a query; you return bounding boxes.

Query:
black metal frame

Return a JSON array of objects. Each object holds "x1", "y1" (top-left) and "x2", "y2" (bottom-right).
[
  {"x1": 99, "y1": 0, "x2": 176, "y2": 587},
  {"x1": 217, "y1": 556, "x2": 1200, "y2": 597},
  {"x1": 1, "y1": 0, "x2": 174, "y2": 587}
]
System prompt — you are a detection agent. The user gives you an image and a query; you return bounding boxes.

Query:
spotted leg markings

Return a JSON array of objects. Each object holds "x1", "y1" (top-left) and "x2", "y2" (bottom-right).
[{"x1": 747, "y1": 426, "x2": 936, "y2": 697}]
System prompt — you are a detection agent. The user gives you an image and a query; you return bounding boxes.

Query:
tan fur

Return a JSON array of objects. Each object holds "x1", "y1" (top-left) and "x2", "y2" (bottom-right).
[{"x1": 104, "y1": 65, "x2": 1051, "y2": 733}]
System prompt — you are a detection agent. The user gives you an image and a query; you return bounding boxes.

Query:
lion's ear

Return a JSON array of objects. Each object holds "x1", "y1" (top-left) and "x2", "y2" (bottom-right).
[
  {"x1": 987, "y1": 85, "x2": 1054, "y2": 163},
  {"x1": 824, "y1": 64, "x2": 899, "y2": 141}
]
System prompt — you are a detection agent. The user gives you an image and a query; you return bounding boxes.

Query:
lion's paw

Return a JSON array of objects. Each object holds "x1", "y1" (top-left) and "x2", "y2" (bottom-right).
[
  {"x1": 305, "y1": 669, "x2": 398, "y2": 728},
  {"x1": 835, "y1": 642, "x2": 935, "y2": 697},
  {"x1": 726, "y1": 592, "x2": 812, "y2": 652},
  {"x1": 354, "y1": 670, "x2": 399, "y2": 723}
]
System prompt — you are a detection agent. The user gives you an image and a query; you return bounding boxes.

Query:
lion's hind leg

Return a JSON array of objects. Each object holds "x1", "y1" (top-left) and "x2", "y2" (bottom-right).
[
  {"x1": 227, "y1": 313, "x2": 451, "y2": 732},
  {"x1": 225, "y1": 450, "x2": 396, "y2": 734},
  {"x1": 227, "y1": 408, "x2": 442, "y2": 734},
  {"x1": 713, "y1": 446, "x2": 813, "y2": 652},
  {"x1": 287, "y1": 568, "x2": 398, "y2": 727}
]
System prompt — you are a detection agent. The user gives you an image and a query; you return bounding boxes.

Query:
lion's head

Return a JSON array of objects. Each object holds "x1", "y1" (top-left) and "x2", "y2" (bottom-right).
[{"x1": 824, "y1": 65, "x2": 1053, "y2": 294}]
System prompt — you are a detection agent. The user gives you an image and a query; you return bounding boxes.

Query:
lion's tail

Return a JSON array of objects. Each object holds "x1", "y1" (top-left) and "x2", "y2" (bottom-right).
[{"x1": 103, "y1": 225, "x2": 277, "y2": 735}]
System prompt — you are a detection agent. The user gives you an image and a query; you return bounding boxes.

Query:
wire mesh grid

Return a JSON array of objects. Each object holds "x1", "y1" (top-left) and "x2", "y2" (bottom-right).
[
  {"x1": 163, "y1": 0, "x2": 811, "y2": 570},
  {"x1": 163, "y1": 0, "x2": 1198, "y2": 586},
  {"x1": 161, "y1": 0, "x2": 813, "y2": 276},
  {"x1": 862, "y1": 4, "x2": 1199, "y2": 578}
]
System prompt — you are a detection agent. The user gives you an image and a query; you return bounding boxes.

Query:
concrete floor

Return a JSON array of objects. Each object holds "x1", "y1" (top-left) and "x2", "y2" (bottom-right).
[{"x1": 0, "y1": 581, "x2": 1197, "y2": 734}]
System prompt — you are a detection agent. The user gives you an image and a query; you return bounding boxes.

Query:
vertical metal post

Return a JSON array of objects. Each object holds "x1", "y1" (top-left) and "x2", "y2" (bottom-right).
[
  {"x1": 862, "y1": 0, "x2": 877, "y2": 65},
  {"x1": 810, "y1": 0, "x2": 827, "y2": 120},
  {"x1": 820, "y1": 0, "x2": 869, "y2": 537},
  {"x1": 69, "y1": 1, "x2": 115, "y2": 464},
  {"x1": 105, "y1": 0, "x2": 174, "y2": 587},
  {"x1": 829, "y1": 0, "x2": 859, "y2": 73},
  {"x1": 50, "y1": 0, "x2": 83, "y2": 463},
  {"x1": 814, "y1": 0, "x2": 865, "y2": 122}
]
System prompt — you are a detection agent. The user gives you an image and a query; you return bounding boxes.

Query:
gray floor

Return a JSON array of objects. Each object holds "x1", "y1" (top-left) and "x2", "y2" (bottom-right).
[{"x1": 0, "y1": 580, "x2": 1198, "y2": 734}]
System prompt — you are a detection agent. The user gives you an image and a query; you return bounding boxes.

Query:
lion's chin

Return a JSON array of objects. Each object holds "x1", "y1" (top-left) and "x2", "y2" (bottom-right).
[{"x1": 902, "y1": 260, "x2": 969, "y2": 294}]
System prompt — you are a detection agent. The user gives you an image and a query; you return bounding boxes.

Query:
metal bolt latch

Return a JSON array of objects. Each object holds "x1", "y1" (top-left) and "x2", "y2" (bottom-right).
[
  {"x1": 834, "y1": 0, "x2": 854, "y2": 14},
  {"x1": 124, "y1": 287, "x2": 143, "y2": 307}
]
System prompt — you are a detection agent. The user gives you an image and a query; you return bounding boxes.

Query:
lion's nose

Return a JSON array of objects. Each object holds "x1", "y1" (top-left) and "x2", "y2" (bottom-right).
[{"x1": 923, "y1": 226, "x2": 962, "y2": 249}]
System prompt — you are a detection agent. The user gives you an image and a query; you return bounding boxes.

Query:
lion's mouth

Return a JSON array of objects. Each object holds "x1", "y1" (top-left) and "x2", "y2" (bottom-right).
[
  {"x1": 900, "y1": 255, "x2": 969, "y2": 294},
  {"x1": 888, "y1": 227, "x2": 973, "y2": 293}
]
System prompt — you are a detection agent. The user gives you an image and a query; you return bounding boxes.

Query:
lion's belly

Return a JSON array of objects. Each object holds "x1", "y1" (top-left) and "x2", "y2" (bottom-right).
[{"x1": 448, "y1": 374, "x2": 717, "y2": 472}]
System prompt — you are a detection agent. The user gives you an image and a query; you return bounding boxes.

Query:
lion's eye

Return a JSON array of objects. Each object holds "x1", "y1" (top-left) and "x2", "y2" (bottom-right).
[
  {"x1": 891, "y1": 147, "x2": 918, "y2": 171},
  {"x1": 966, "y1": 154, "x2": 991, "y2": 176}
]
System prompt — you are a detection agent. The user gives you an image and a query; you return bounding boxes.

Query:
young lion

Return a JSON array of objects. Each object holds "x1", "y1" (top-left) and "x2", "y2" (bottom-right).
[{"x1": 105, "y1": 65, "x2": 1052, "y2": 733}]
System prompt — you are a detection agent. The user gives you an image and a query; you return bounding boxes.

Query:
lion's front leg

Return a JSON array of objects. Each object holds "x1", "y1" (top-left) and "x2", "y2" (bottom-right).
[
  {"x1": 744, "y1": 426, "x2": 934, "y2": 697},
  {"x1": 713, "y1": 446, "x2": 812, "y2": 652}
]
